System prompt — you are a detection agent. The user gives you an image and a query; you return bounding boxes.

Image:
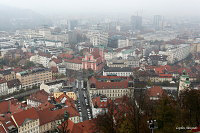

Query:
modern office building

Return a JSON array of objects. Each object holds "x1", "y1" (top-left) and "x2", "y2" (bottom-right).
[
  {"x1": 153, "y1": 15, "x2": 163, "y2": 30},
  {"x1": 16, "y1": 68, "x2": 52, "y2": 89},
  {"x1": 159, "y1": 44, "x2": 191, "y2": 64},
  {"x1": 130, "y1": 15, "x2": 142, "y2": 30}
]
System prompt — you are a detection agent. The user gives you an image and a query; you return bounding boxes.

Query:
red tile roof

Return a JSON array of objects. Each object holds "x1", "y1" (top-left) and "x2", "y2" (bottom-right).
[
  {"x1": 38, "y1": 101, "x2": 55, "y2": 110},
  {"x1": 0, "y1": 121, "x2": 7, "y2": 132},
  {"x1": 192, "y1": 126, "x2": 200, "y2": 132},
  {"x1": 159, "y1": 74, "x2": 173, "y2": 78},
  {"x1": 0, "y1": 101, "x2": 9, "y2": 115},
  {"x1": 51, "y1": 58, "x2": 62, "y2": 64},
  {"x1": 38, "y1": 106, "x2": 79, "y2": 126},
  {"x1": 28, "y1": 90, "x2": 50, "y2": 104},
  {"x1": 91, "y1": 52, "x2": 100, "y2": 59},
  {"x1": 76, "y1": 120, "x2": 96, "y2": 133},
  {"x1": 67, "y1": 120, "x2": 83, "y2": 133},
  {"x1": 58, "y1": 119, "x2": 83, "y2": 133},
  {"x1": 38, "y1": 52, "x2": 52, "y2": 58},
  {"x1": 37, "y1": 108, "x2": 58, "y2": 126},
  {"x1": 92, "y1": 96, "x2": 111, "y2": 108},
  {"x1": 0, "y1": 99, "x2": 24, "y2": 115},
  {"x1": 58, "y1": 53, "x2": 73, "y2": 59},
  {"x1": 64, "y1": 58, "x2": 82, "y2": 64},
  {"x1": 89, "y1": 76, "x2": 130, "y2": 89},
  {"x1": 55, "y1": 93, "x2": 75, "y2": 108},
  {"x1": 0, "y1": 116, "x2": 17, "y2": 132},
  {"x1": 12, "y1": 108, "x2": 39, "y2": 127},
  {"x1": 51, "y1": 67, "x2": 58, "y2": 73},
  {"x1": 96, "y1": 81, "x2": 128, "y2": 89},
  {"x1": 147, "y1": 86, "x2": 165, "y2": 97},
  {"x1": 177, "y1": 68, "x2": 191, "y2": 74}
]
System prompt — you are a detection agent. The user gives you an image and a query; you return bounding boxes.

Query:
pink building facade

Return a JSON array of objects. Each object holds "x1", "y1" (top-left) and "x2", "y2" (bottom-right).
[{"x1": 82, "y1": 48, "x2": 105, "y2": 72}]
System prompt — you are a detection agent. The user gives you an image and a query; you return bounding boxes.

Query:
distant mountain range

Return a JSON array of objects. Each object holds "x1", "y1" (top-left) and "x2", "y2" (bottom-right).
[{"x1": 0, "y1": 5, "x2": 52, "y2": 31}]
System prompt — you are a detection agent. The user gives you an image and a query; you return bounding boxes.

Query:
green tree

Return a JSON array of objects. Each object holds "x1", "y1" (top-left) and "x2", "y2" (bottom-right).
[
  {"x1": 155, "y1": 96, "x2": 178, "y2": 133},
  {"x1": 95, "y1": 103, "x2": 118, "y2": 133},
  {"x1": 179, "y1": 89, "x2": 200, "y2": 126}
]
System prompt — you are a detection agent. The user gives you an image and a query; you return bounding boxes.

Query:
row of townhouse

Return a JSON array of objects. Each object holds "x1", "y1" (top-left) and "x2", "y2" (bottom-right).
[
  {"x1": 0, "y1": 67, "x2": 54, "y2": 96},
  {"x1": 0, "y1": 107, "x2": 80, "y2": 133},
  {"x1": 0, "y1": 88, "x2": 82, "y2": 133},
  {"x1": 16, "y1": 68, "x2": 52, "y2": 89}
]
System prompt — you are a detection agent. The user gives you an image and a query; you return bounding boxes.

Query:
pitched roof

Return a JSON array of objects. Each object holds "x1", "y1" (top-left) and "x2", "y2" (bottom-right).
[
  {"x1": 38, "y1": 52, "x2": 52, "y2": 58},
  {"x1": 91, "y1": 51, "x2": 101, "y2": 59},
  {"x1": 92, "y1": 96, "x2": 111, "y2": 108},
  {"x1": 28, "y1": 90, "x2": 50, "y2": 103},
  {"x1": 64, "y1": 58, "x2": 82, "y2": 64},
  {"x1": 7, "y1": 79, "x2": 21, "y2": 88},
  {"x1": 147, "y1": 86, "x2": 165, "y2": 97},
  {"x1": 51, "y1": 67, "x2": 58, "y2": 73},
  {"x1": 37, "y1": 108, "x2": 58, "y2": 126},
  {"x1": 51, "y1": 58, "x2": 62, "y2": 64},
  {"x1": 0, "y1": 99, "x2": 25, "y2": 115},
  {"x1": 58, "y1": 119, "x2": 83, "y2": 133},
  {"x1": 12, "y1": 108, "x2": 39, "y2": 127},
  {"x1": 0, "y1": 101, "x2": 9, "y2": 114},
  {"x1": 0, "y1": 116, "x2": 17, "y2": 132},
  {"x1": 58, "y1": 53, "x2": 73, "y2": 59},
  {"x1": 55, "y1": 93, "x2": 75, "y2": 108},
  {"x1": 104, "y1": 67, "x2": 133, "y2": 72},
  {"x1": 95, "y1": 81, "x2": 129, "y2": 89},
  {"x1": 38, "y1": 106, "x2": 79, "y2": 126},
  {"x1": 159, "y1": 74, "x2": 173, "y2": 78},
  {"x1": 89, "y1": 76, "x2": 131, "y2": 89},
  {"x1": 76, "y1": 120, "x2": 96, "y2": 133}
]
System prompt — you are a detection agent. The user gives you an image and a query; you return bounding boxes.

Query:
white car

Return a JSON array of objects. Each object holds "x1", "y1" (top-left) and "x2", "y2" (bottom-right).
[{"x1": 88, "y1": 112, "x2": 91, "y2": 115}]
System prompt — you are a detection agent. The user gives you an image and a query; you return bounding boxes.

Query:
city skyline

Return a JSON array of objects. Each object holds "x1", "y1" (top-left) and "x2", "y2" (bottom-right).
[{"x1": 0, "y1": 0, "x2": 200, "y2": 17}]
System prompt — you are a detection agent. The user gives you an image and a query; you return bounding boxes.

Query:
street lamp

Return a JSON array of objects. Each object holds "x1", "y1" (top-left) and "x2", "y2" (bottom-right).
[{"x1": 147, "y1": 119, "x2": 158, "y2": 133}]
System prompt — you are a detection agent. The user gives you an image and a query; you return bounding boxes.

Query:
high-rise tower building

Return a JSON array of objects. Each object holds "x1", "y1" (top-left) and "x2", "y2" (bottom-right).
[
  {"x1": 130, "y1": 16, "x2": 142, "y2": 30},
  {"x1": 153, "y1": 15, "x2": 163, "y2": 30},
  {"x1": 68, "y1": 20, "x2": 78, "y2": 31}
]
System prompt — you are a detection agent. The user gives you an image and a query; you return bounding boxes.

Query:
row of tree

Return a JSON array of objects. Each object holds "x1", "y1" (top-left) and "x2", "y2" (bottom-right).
[{"x1": 94, "y1": 89, "x2": 200, "y2": 133}]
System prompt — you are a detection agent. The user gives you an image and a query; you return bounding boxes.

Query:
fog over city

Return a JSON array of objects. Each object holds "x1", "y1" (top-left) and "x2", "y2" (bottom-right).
[
  {"x1": 0, "y1": 0, "x2": 200, "y2": 17},
  {"x1": 0, "y1": 0, "x2": 200, "y2": 133}
]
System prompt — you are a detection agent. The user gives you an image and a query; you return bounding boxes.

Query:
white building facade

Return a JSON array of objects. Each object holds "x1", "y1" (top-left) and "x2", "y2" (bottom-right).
[
  {"x1": 30, "y1": 55, "x2": 51, "y2": 68},
  {"x1": 159, "y1": 44, "x2": 191, "y2": 64}
]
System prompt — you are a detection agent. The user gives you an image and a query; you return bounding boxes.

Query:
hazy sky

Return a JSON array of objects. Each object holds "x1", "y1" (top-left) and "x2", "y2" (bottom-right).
[{"x1": 0, "y1": 0, "x2": 200, "y2": 17}]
